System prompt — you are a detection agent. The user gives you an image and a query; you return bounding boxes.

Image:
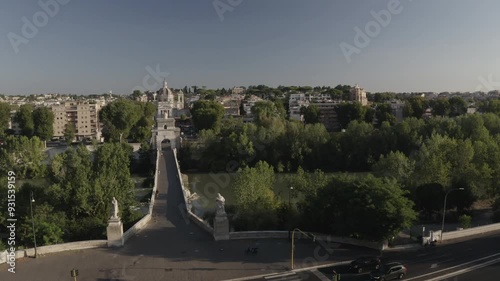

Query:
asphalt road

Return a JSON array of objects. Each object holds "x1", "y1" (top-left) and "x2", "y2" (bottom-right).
[
  {"x1": 445, "y1": 259, "x2": 500, "y2": 281},
  {"x1": 240, "y1": 232, "x2": 500, "y2": 281},
  {"x1": 0, "y1": 149, "x2": 376, "y2": 281}
]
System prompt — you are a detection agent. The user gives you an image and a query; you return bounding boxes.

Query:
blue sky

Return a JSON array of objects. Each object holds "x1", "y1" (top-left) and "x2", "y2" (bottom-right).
[{"x1": 1, "y1": 0, "x2": 500, "y2": 95}]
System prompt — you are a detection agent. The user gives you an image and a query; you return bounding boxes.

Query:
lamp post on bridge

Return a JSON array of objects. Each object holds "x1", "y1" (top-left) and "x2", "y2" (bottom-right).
[
  {"x1": 290, "y1": 228, "x2": 316, "y2": 270},
  {"x1": 288, "y1": 186, "x2": 293, "y2": 239},
  {"x1": 441, "y1": 188, "x2": 465, "y2": 241},
  {"x1": 30, "y1": 191, "x2": 37, "y2": 258}
]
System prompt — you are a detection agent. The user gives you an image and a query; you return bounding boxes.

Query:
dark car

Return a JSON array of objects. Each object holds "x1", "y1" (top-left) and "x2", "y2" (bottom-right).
[
  {"x1": 370, "y1": 262, "x2": 407, "y2": 280},
  {"x1": 349, "y1": 256, "x2": 382, "y2": 273}
]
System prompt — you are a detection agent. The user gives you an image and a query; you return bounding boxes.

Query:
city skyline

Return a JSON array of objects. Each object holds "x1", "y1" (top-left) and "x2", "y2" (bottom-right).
[{"x1": 2, "y1": 0, "x2": 500, "y2": 95}]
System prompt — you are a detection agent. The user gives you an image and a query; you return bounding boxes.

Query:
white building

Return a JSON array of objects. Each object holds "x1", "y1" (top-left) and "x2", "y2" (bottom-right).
[
  {"x1": 157, "y1": 79, "x2": 187, "y2": 118},
  {"x1": 231, "y1": 87, "x2": 245, "y2": 95},
  {"x1": 242, "y1": 95, "x2": 263, "y2": 115},
  {"x1": 350, "y1": 84, "x2": 368, "y2": 106}
]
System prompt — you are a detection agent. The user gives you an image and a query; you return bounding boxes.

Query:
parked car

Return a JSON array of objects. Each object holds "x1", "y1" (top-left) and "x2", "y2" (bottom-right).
[
  {"x1": 349, "y1": 256, "x2": 382, "y2": 273},
  {"x1": 370, "y1": 262, "x2": 407, "y2": 280}
]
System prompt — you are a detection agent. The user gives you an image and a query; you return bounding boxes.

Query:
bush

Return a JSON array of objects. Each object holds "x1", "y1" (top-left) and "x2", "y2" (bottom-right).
[{"x1": 458, "y1": 214, "x2": 472, "y2": 229}]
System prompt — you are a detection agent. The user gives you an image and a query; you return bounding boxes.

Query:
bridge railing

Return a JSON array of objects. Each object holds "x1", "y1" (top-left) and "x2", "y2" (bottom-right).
[{"x1": 172, "y1": 148, "x2": 214, "y2": 234}]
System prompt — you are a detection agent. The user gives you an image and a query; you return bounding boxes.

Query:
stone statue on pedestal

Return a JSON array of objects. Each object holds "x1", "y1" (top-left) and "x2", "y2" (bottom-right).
[
  {"x1": 111, "y1": 197, "x2": 119, "y2": 219},
  {"x1": 213, "y1": 193, "x2": 229, "y2": 240},
  {"x1": 215, "y1": 193, "x2": 226, "y2": 216},
  {"x1": 107, "y1": 197, "x2": 123, "y2": 247}
]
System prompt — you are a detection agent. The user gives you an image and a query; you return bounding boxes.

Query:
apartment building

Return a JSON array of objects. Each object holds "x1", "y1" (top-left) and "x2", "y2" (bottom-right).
[
  {"x1": 310, "y1": 101, "x2": 341, "y2": 132},
  {"x1": 52, "y1": 102, "x2": 101, "y2": 141}
]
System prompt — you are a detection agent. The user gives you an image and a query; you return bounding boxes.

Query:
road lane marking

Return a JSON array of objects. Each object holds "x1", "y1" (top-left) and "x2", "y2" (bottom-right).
[
  {"x1": 425, "y1": 257, "x2": 500, "y2": 281},
  {"x1": 405, "y1": 252, "x2": 500, "y2": 280},
  {"x1": 430, "y1": 258, "x2": 456, "y2": 269},
  {"x1": 406, "y1": 254, "x2": 450, "y2": 265},
  {"x1": 264, "y1": 272, "x2": 295, "y2": 279},
  {"x1": 222, "y1": 261, "x2": 351, "y2": 281}
]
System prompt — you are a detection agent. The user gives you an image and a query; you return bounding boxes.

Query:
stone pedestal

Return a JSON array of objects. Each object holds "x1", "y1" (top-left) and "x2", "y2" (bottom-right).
[
  {"x1": 213, "y1": 214, "x2": 229, "y2": 241},
  {"x1": 107, "y1": 218, "x2": 124, "y2": 247}
]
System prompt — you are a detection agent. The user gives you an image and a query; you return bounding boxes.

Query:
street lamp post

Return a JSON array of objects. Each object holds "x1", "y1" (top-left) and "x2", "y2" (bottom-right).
[
  {"x1": 290, "y1": 228, "x2": 316, "y2": 270},
  {"x1": 30, "y1": 191, "x2": 37, "y2": 258},
  {"x1": 288, "y1": 187, "x2": 293, "y2": 239},
  {"x1": 441, "y1": 188, "x2": 465, "y2": 241}
]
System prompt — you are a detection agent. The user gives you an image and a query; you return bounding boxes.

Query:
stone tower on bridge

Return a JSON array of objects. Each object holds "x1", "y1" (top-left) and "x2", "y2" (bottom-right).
[{"x1": 154, "y1": 79, "x2": 183, "y2": 150}]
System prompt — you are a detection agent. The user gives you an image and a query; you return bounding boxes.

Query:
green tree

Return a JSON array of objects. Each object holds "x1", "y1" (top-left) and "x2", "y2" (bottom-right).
[
  {"x1": 335, "y1": 102, "x2": 367, "y2": 130},
  {"x1": 99, "y1": 99, "x2": 143, "y2": 142},
  {"x1": 32, "y1": 107, "x2": 55, "y2": 141},
  {"x1": 411, "y1": 134, "x2": 454, "y2": 188},
  {"x1": 232, "y1": 161, "x2": 279, "y2": 230},
  {"x1": 273, "y1": 99, "x2": 287, "y2": 119},
  {"x1": 0, "y1": 176, "x2": 8, "y2": 248},
  {"x1": 0, "y1": 102, "x2": 11, "y2": 135},
  {"x1": 48, "y1": 146, "x2": 94, "y2": 218},
  {"x1": 403, "y1": 96, "x2": 428, "y2": 118},
  {"x1": 448, "y1": 96, "x2": 468, "y2": 117},
  {"x1": 0, "y1": 135, "x2": 46, "y2": 178},
  {"x1": 374, "y1": 103, "x2": 396, "y2": 127},
  {"x1": 233, "y1": 161, "x2": 278, "y2": 211},
  {"x1": 191, "y1": 100, "x2": 225, "y2": 131},
  {"x1": 415, "y1": 183, "x2": 445, "y2": 217},
  {"x1": 18, "y1": 203, "x2": 66, "y2": 246},
  {"x1": 337, "y1": 121, "x2": 375, "y2": 171},
  {"x1": 251, "y1": 101, "x2": 282, "y2": 127},
  {"x1": 15, "y1": 104, "x2": 34, "y2": 137},
  {"x1": 301, "y1": 174, "x2": 417, "y2": 241},
  {"x1": 64, "y1": 122, "x2": 76, "y2": 144},
  {"x1": 479, "y1": 99, "x2": 500, "y2": 115},
  {"x1": 372, "y1": 92, "x2": 396, "y2": 103},
  {"x1": 93, "y1": 143, "x2": 138, "y2": 224},
  {"x1": 372, "y1": 151, "x2": 415, "y2": 185},
  {"x1": 302, "y1": 104, "x2": 321, "y2": 124},
  {"x1": 431, "y1": 98, "x2": 450, "y2": 117},
  {"x1": 129, "y1": 102, "x2": 156, "y2": 143},
  {"x1": 225, "y1": 124, "x2": 255, "y2": 168},
  {"x1": 288, "y1": 167, "x2": 329, "y2": 198},
  {"x1": 131, "y1": 90, "x2": 143, "y2": 100}
]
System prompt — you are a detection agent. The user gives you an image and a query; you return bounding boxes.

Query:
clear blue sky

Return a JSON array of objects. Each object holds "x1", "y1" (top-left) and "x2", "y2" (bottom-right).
[{"x1": 1, "y1": 0, "x2": 500, "y2": 95}]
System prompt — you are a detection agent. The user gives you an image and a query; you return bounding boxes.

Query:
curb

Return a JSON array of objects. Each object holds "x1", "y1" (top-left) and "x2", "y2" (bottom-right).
[
  {"x1": 222, "y1": 261, "x2": 350, "y2": 281},
  {"x1": 385, "y1": 243, "x2": 421, "y2": 251}
]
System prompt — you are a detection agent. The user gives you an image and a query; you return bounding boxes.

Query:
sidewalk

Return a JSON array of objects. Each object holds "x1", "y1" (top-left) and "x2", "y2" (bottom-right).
[{"x1": 392, "y1": 209, "x2": 493, "y2": 246}]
